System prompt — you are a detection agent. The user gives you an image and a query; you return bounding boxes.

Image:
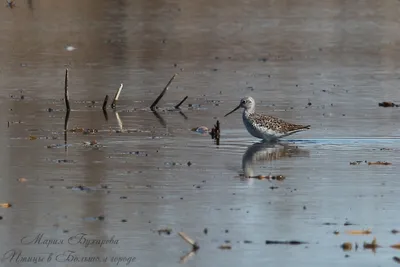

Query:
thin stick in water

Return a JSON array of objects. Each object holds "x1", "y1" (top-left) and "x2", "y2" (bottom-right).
[
  {"x1": 103, "y1": 109, "x2": 109, "y2": 121},
  {"x1": 210, "y1": 120, "x2": 220, "y2": 145},
  {"x1": 174, "y1": 96, "x2": 188, "y2": 109},
  {"x1": 178, "y1": 232, "x2": 199, "y2": 251},
  {"x1": 180, "y1": 251, "x2": 196, "y2": 264},
  {"x1": 150, "y1": 74, "x2": 177, "y2": 111},
  {"x1": 103, "y1": 95, "x2": 109, "y2": 120},
  {"x1": 64, "y1": 110, "x2": 70, "y2": 152},
  {"x1": 102, "y1": 95, "x2": 109, "y2": 111},
  {"x1": 152, "y1": 110, "x2": 167, "y2": 128},
  {"x1": 64, "y1": 69, "x2": 70, "y2": 111},
  {"x1": 111, "y1": 84, "x2": 123, "y2": 109},
  {"x1": 115, "y1": 111, "x2": 124, "y2": 132}
]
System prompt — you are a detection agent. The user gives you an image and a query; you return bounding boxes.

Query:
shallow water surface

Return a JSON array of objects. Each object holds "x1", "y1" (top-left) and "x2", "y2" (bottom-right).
[{"x1": 1, "y1": 0, "x2": 400, "y2": 267}]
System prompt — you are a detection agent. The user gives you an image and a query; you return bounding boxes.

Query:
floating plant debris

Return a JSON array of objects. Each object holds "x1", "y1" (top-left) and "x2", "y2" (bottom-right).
[
  {"x1": 83, "y1": 129, "x2": 98, "y2": 135},
  {"x1": 210, "y1": 120, "x2": 220, "y2": 145},
  {"x1": 391, "y1": 244, "x2": 400, "y2": 249},
  {"x1": 341, "y1": 242, "x2": 352, "y2": 251},
  {"x1": 363, "y1": 237, "x2": 379, "y2": 251},
  {"x1": 70, "y1": 185, "x2": 93, "y2": 192},
  {"x1": 250, "y1": 175, "x2": 286, "y2": 180},
  {"x1": 68, "y1": 127, "x2": 84, "y2": 133},
  {"x1": 157, "y1": 228, "x2": 172, "y2": 235},
  {"x1": 368, "y1": 161, "x2": 391, "y2": 166},
  {"x1": 46, "y1": 144, "x2": 68, "y2": 149},
  {"x1": 67, "y1": 184, "x2": 111, "y2": 192},
  {"x1": 350, "y1": 161, "x2": 391, "y2": 166},
  {"x1": 83, "y1": 140, "x2": 102, "y2": 148},
  {"x1": 378, "y1": 101, "x2": 399, "y2": 107},
  {"x1": 345, "y1": 229, "x2": 371, "y2": 235},
  {"x1": 56, "y1": 159, "x2": 75, "y2": 164},
  {"x1": 218, "y1": 244, "x2": 232, "y2": 250},
  {"x1": 265, "y1": 240, "x2": 307, "y2": 245}
]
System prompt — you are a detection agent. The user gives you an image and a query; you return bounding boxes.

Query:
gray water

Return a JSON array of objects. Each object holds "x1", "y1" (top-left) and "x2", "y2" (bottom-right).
[{"x1": 0, "y1": 0, "x2": 400, "y2": 266}]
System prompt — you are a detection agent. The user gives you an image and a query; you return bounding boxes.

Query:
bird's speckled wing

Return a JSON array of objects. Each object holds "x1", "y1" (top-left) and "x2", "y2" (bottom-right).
[{"x1": 248, "y1": 113, "x2": 310, "y2": 134}]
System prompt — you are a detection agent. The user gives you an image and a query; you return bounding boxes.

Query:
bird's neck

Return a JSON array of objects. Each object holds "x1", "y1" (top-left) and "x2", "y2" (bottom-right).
[{"x1": 243, "y1": 107, "x2": 255, "y2": 116}]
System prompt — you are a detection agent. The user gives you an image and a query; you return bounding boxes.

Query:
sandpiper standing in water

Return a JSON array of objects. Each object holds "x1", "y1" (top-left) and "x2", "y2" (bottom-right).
[{"x1": 224, "y1": 96, "x2": 310, "y2": 141}]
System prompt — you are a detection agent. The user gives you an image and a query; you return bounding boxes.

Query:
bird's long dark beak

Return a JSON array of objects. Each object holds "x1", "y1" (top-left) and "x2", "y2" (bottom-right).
[{"x1": 224, "y1": 105, "x2": 241, "y2": 117}]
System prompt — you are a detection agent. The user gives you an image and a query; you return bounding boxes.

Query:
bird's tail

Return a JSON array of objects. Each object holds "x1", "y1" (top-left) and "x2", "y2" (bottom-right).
[{"x1": 282, "y1": 125, "x2": 310, "y2": 137}]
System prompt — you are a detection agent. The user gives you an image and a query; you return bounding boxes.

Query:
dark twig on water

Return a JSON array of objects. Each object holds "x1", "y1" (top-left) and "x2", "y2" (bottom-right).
[
  {"x1": 178, "y1": 111, "x2": 188, "y2": 120},
  {"x1": 152, "y1": 111, "x2": 166, "y2": 128},
  {"x1": 150, "y1": 74, "x2": 177, "y2": 111},
  {"x1": 64, "y1": 110, "x2": 70, "y2": 152},
  {"x1": 102, "y1": 95, "x2": 109, "y2": 111},
  {"x1": 102, "y1": 95, "x2": 109, "y2": 121},
  {"x1": 265, "y1": 240, "x2": 308, "y2": 245},
  {"x1": 378, "y1": 101, "x2": 399, "y2": 107},
  {"x1": 103, "y1": 110, "x2": 108, "y2": 121},
  {"x1": 174, "y1": 96, "x2": 188, "y2": 109},
  {"x1": 210, "y1": 120, "x2": 220, "y2": 145},
  {"x1": 111, "y1": 84, "x2": 123, "y2": 109},
  {"x1": 64, "y1": 69, "x2": 70, "y2": 111}
]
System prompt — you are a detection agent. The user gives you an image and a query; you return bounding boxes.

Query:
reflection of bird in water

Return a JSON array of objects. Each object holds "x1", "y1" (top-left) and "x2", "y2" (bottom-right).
[{"x1": 242, "y1": 141, "x2": 309, "y2": 178}]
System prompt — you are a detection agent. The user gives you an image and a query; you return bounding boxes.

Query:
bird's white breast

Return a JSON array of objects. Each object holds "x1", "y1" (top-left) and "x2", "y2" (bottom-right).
[{"x1": 242, "y1": 112, "x2": 282, "y2": 140}]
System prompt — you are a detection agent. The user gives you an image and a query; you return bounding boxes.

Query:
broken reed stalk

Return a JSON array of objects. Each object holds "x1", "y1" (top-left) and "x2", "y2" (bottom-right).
[
  {"x1": 180, "y1": 251, "x2": 196, "y2": 264},
  {"x1": 115, "y1": 112, "x2": 123, "y2": 132},
  {"x1": 150, "y1": 73, "x2": 177, "y2": 111},
  {"x1": 64, "y1": 69, "x2": 70, "y2": 111},
  {"x1": 174, "y1": 96, "x2": 188, "y2": 109},
  {"x1": 102, "y1": 95, "x2": 109, "y2": 121},
  {"x1": 102, "y1": 95, "x2": 109, "y2": 111},
  {"x1": 178, "y1": 232, "x2": 199, "y2": 251},
  {"x1": 152, "y1": 110, "x2": 167, "y2": 128},
  {"x1": 103, "y1": 109, "x2": 109, "y2": 121},
  {"x1": 210, "y1": 120, "x2": 220, "y2": 145},
  {"x1": 111, "y1": 83, "x2": 124, "y2": 109},
  {"x1": 64, "y1": 110, "x2": 70, "y2": 152}
]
